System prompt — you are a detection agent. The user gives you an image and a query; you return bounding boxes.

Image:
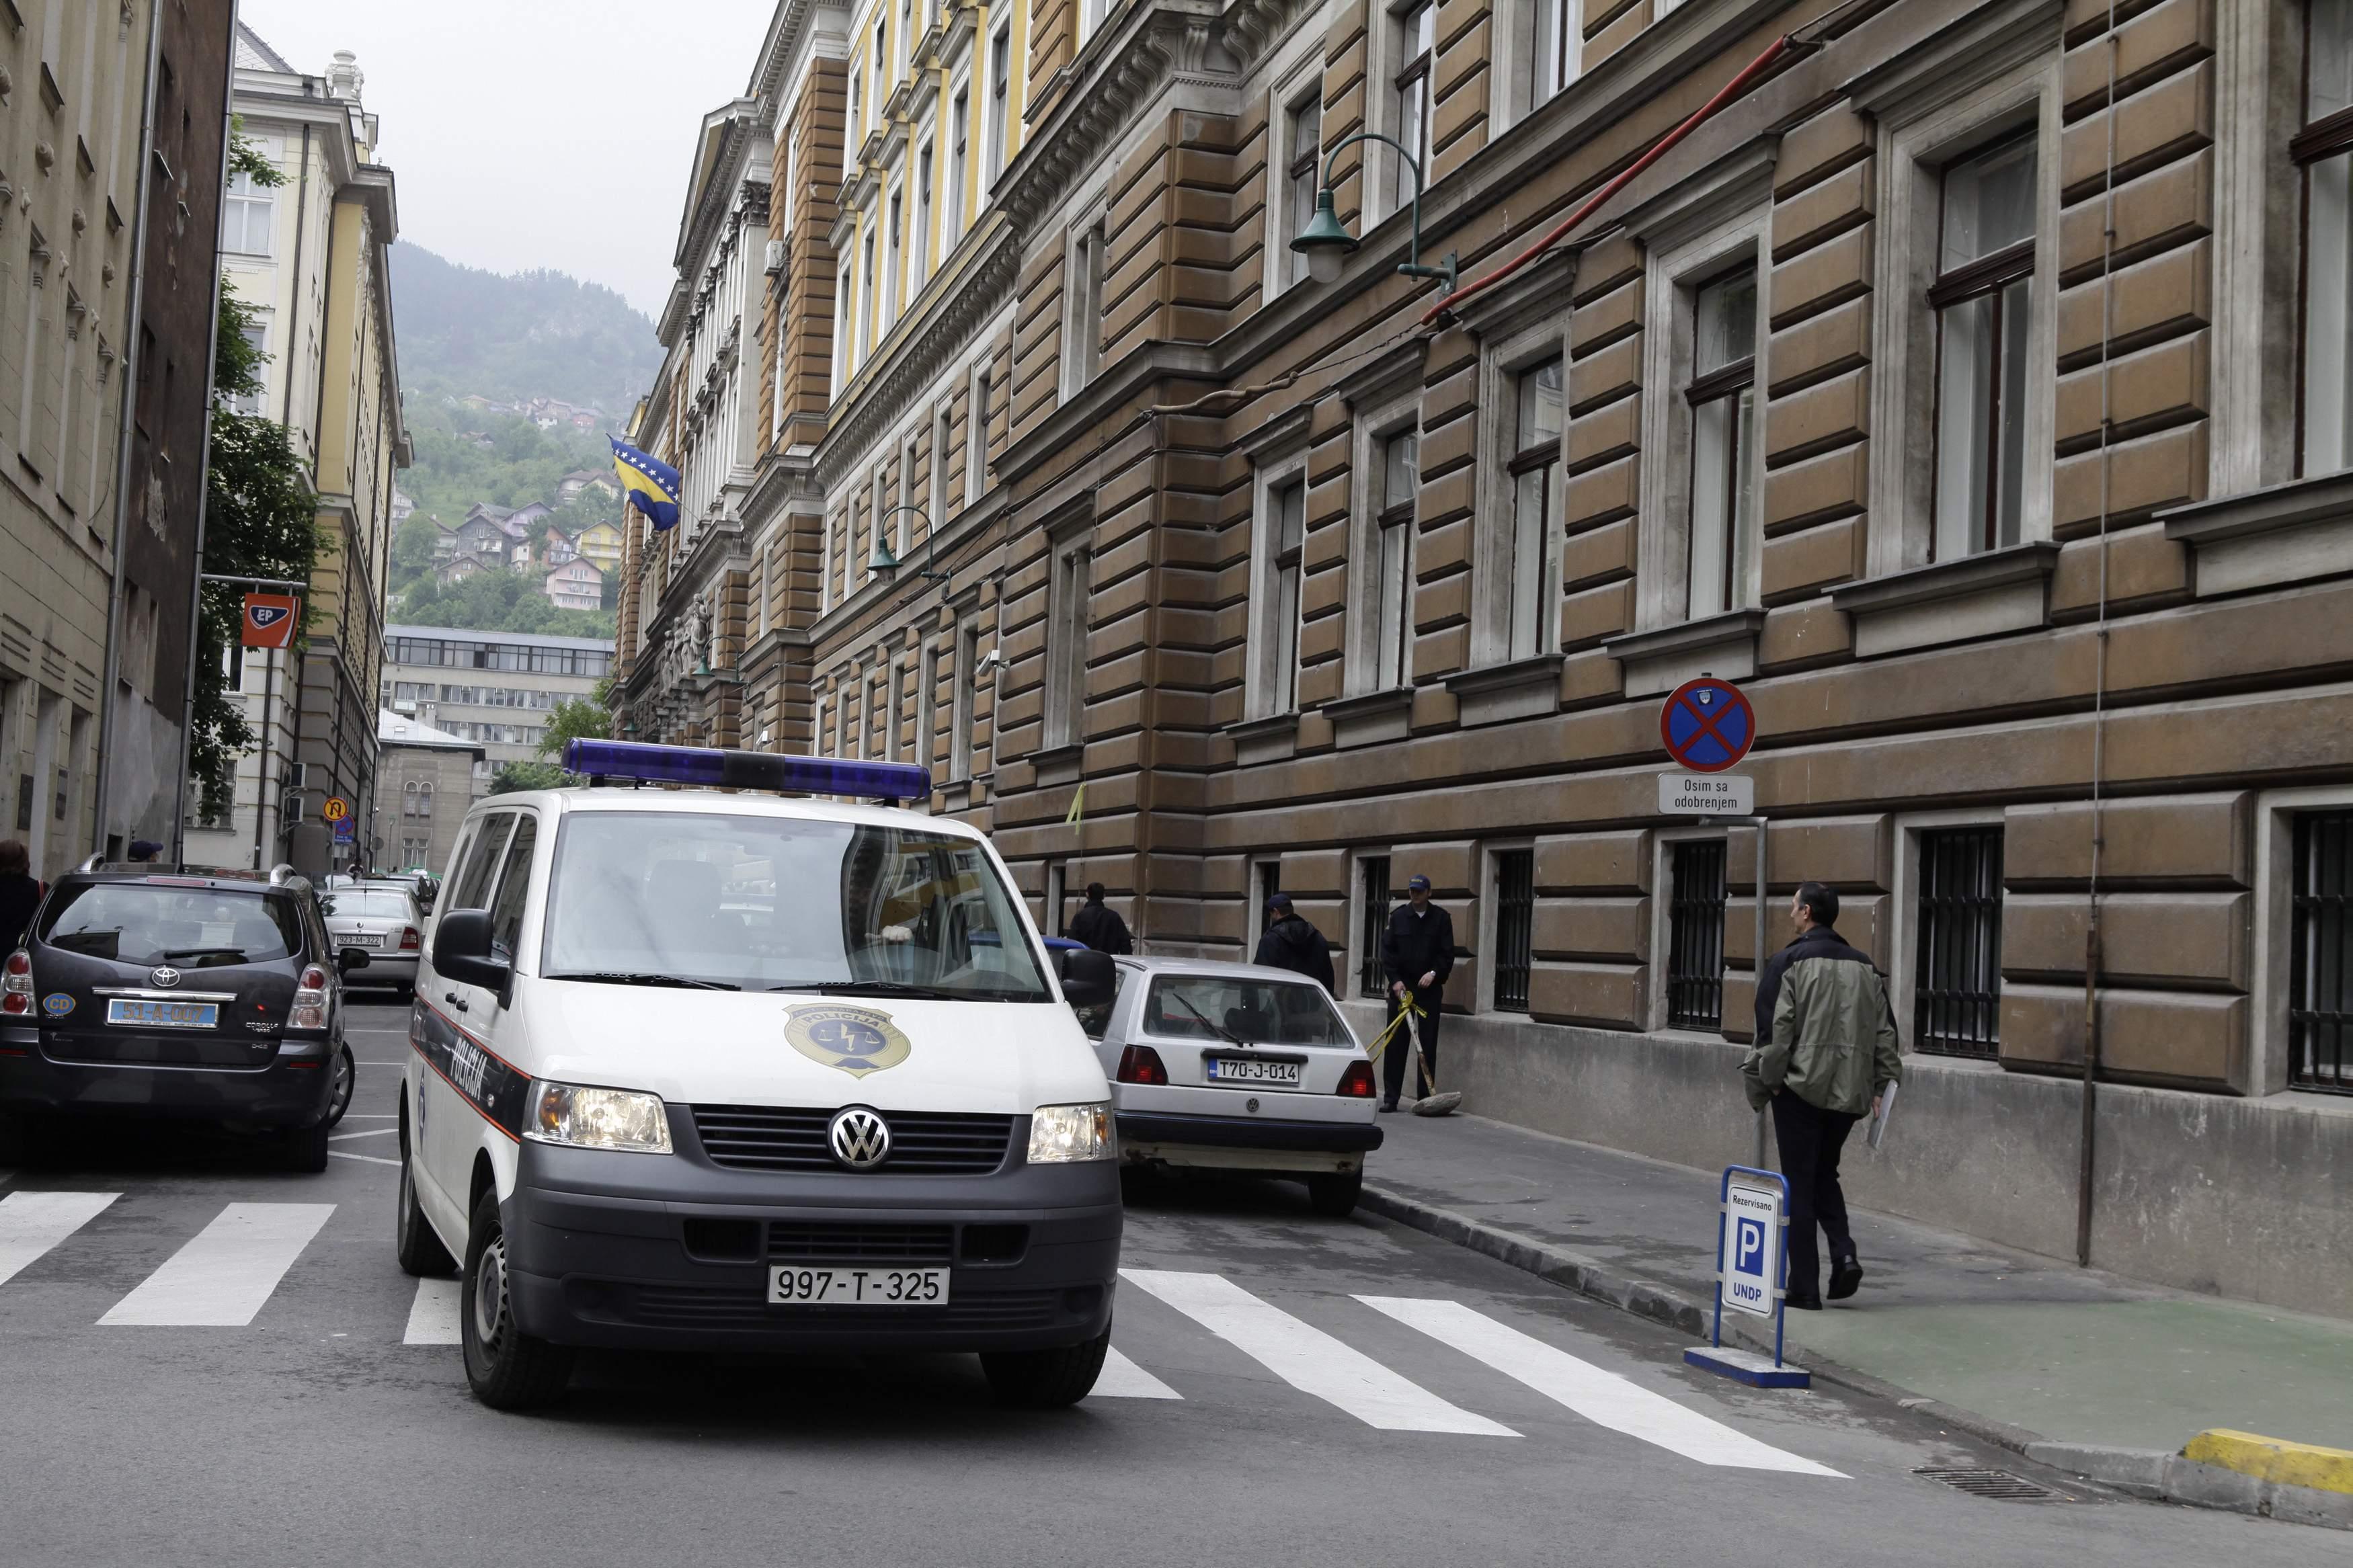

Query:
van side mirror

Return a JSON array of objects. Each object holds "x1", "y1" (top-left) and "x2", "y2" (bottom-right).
[
  {"x1": 433, "y1": 909, "x2": 512, "y2": 1003},
  {"x1": 1060, "y1": 947, "x2": 1115, "y2": 1009}
]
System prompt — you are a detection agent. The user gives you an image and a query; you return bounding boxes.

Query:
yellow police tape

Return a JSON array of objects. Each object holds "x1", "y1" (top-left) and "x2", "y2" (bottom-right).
[{"x1": 1362, "y1": 999, "x2": 1427, "y2": 1071}]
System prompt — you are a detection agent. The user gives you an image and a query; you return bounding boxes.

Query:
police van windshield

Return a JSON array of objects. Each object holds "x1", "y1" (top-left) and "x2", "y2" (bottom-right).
[{"x1": 540, "y1": 811, "x2": 1052, "y2": 1002}]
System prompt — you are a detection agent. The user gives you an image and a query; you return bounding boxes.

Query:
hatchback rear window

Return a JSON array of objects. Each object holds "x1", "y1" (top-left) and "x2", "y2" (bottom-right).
[
  {"x1": 1142, "y1": 975, "x2": 1352, "y2": 1046},
  {"x1": 324, "y1": 889, "x2": 414, "y2": 919},
  {"x1": 38, "y1": 884, "x2": 303, "y2": 968}
]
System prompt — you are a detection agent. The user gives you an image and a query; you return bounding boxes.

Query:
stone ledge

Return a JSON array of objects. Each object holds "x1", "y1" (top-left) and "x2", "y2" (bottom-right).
[
  {"x1": 1224, "y1": 710, "x2": 1300, "y2": 767},
  {"x1": 1443, "y1": 653, "x2": 1564, "y2": 728},
  {"x1": 1029, "y1": 743, "x2": 1083, "y2": 788},
  {"x1": 1828, "y1": 541, "x2": 2059, "y2": 658},
  {"x1": 2159, "y1": 470, "x2": 2353, "y2": 599},
  {"x1": 1599, "y1": 608, "x2": 1766, "y2": 698},
  {"x1": 1320, "y1": 686, "x2": 1415, "y2": 749}
]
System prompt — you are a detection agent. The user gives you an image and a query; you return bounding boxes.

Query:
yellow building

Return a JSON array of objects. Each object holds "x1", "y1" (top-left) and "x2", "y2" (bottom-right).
[{"x1": 574, "y1": 520, "x2": 624, "y2": 571}]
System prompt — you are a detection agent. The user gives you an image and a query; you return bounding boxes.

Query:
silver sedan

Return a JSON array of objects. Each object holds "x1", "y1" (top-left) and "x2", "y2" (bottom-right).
[{"x1": 320, "y1": 884, "x2": 423, "y2": 997}]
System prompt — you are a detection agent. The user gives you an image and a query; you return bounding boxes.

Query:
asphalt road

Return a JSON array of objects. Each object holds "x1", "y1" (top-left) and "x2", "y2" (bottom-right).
[{"x1": 0, "y1": 999, "x2": 2328, "y2": 1567}]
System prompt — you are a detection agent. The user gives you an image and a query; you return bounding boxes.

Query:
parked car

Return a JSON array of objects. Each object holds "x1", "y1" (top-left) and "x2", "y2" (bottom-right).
[
  {"x1": 1083, "y1": 956, "x2": 1382, "y2": 1216},
  {"x1": 0, "y1": 862, "x2": 366, "y2": 1169},
  {"x1": 321, "y1": 883, "x2": 424, "y2": 997}
]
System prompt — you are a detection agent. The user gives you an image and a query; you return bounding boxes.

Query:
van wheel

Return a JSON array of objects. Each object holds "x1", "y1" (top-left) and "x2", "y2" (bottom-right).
[
  {"x1": 1306, "y1": 1169, "x2": 1362, "y2": 1219},
  {"x1": 981, "y1": 1324, "x2": 1110, "y2": 1409},
  {"x1": 395, "y1": 1137, "x2": 456, "y2": 1276},
  {"x1": 461, "y1": 1187, "x2": 573, "y2": 1410},
  {"x1": 282, "y1": 1118, "x2": 331, "y2": 1173}
]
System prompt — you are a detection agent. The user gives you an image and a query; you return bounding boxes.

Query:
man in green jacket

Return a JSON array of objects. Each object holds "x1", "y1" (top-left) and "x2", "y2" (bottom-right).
[{"x1": 1743, "y1": 881, "x2": 1903, "y2": 1309}]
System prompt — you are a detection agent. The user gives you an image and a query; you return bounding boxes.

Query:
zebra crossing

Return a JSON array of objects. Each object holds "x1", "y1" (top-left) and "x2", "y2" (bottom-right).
[{"x1": 0, "y1": 1188, "x2": 1839, "y2": 1475}]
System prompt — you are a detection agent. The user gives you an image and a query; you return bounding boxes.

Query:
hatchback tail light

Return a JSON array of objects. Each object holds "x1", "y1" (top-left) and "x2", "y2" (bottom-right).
[
  {"x1": 1, "y1": 948, "x2": 29, "y2": 1015},
  {"x1": 398, "y1": 926, "x2": 421, "y2": 952},
  {"x1": 290, "y1": 964, "x2": 331, "y2": 1030},
  {"x1": 1337, "y1": 1061, "x2": 1378, "y2": 1098},
  {"x1": 1115, "y1": 1045, "x2": 1168, "y2": 1087}
]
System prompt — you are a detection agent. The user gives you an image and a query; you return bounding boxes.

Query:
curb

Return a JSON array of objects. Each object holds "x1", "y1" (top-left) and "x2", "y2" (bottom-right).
[{"x1": 1359, "y1": 1181, "x2": 2350, "y2": 1532}]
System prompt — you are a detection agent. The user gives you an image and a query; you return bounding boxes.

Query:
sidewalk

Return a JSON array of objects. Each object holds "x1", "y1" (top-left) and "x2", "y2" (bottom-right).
[{"x1": 1360, "y1": 1110, "x2": 2353, "y2": 1520}]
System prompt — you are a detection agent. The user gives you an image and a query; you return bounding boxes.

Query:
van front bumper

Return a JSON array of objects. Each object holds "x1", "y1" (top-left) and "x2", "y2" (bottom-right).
[
  {"x1": 503, "y1": 1139, "x2": 1122, "y2": 1353},
  {"x1": 0, "y1": 1027, "x2": 337, "y2": 1128}
]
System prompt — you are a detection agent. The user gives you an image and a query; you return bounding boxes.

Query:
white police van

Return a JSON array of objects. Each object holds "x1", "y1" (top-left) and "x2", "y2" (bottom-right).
[{"x1": 396, "y1": 740, "x2": 1121, "y2": 1411}]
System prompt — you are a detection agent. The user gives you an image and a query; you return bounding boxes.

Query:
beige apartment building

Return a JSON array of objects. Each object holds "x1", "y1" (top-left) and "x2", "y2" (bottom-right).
[
  {"x1": 619, "y1": 0, "x2": 2353, "y2": 1317},
  {"x1": 381, "y1": 624, "x2": 614, "y2": 789},
  {"x1": 186, "y1": 27, "x2": 408, "y2": 877}
]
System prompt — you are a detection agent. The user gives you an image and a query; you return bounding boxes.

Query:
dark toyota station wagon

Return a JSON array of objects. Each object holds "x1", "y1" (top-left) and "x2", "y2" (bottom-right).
[{"x1": 0, "y1": 863, "x2": 368, "y2": 1169}]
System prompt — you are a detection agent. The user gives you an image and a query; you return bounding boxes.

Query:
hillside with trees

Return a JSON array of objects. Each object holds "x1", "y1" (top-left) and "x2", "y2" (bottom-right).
[{"x1": 390, "y1": 242, "x2": 662, "y2": 409}]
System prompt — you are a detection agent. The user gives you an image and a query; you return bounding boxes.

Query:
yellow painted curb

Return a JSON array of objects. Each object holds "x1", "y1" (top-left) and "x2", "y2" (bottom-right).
[{"x1": 2182, "y1": 1429, "x2": 2353, "y2": 1496}]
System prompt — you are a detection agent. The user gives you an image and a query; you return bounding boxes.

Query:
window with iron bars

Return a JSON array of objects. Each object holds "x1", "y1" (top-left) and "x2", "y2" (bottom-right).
[
  {"x1": 1492, "y1": 850, "x2": 1533, "y2": 1013},
  {"x1": 2290, "y1": 811, "x2": 2353, "y2": 1094},
  {"x1": 1667, "y1": 840, "x2": 1727, "y2": 1030},
  {"x1": 1357, "y1": 856, "x2": 1391, "y2": 999},
  {"x1": 1914, "y1": 827, "x2": 2003, "y2": 1057}
]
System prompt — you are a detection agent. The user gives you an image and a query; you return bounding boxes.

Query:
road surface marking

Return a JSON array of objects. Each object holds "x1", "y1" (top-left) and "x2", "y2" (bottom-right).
[
  {"x1": 329, "y1": 1150, "x2": 399, "y2": 1167},
  {"x1": 403, "y1": 1278, "x2": 462, "y2": 1344},
  {"x1": 98, "y1": 1202, "x2": 335, "y2": 1326},
  {"x1": 328, "y1": 1127, "x2": 399, "y2": 1141},
  {"x1": 1121, "y1": 1269, "x2": 1515, "y2": 1436},
  {"x1": 1091, "y1": 1346, "x2": 1181, "y2": 1399},
  {"x1": 1355, "y1": 1296, "x2": 1845, "y2": 1476},
  {"x1": 0, "y1": 1191, "x2": 118, "y2": 1286}
]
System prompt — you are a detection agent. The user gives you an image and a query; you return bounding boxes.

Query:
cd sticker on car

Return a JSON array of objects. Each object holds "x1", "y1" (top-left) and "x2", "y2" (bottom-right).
[
  {"x1": 784, "y1": 1004, "x2": 912, "y2": 1077},
  {"x1": 41, "y1": 993, "x2": 73, "y2": 1016}
]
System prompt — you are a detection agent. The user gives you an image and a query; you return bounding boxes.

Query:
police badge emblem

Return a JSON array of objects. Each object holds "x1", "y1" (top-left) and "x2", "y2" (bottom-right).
[{"x1": 783, "y1": 1003, "x2": 912, "y2": 1077}]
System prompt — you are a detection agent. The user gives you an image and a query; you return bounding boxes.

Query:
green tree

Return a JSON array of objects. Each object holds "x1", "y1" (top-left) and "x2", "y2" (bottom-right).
[
  {"x1": 536, "y1": 677, "x2": 614, "y2": 761},
  {"x1": 188, "y1": 131, "x2": 322, "y2": 823},
  {"x1": 489, "y1": 760, "x2": 569, "y2": 794}
]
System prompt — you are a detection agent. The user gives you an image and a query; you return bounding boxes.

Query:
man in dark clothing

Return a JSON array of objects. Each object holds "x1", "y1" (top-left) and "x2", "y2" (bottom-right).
[
  {"x1": 126, "y1": 840, "x2": 163, "y2": 864},
  {"x1": 1743, "y1": 880, "x2": 1903, "y2": 1310},
  {"x1": 1066, "y1": 882, "x2": 1133, "y2": 954},
  {"x1": 1378, "y1": 874, "x2": 1455, "y2": 1111},
  {"x1": 1252, "y1": 893, "x2": 1334, "y2": 991},
  {"x1": 0, "y1": 840, "x2": 42, "y2": 956}
]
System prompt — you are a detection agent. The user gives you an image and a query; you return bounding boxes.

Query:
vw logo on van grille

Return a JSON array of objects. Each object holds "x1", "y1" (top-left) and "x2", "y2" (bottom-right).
[{"x1": 828, "y1": 1106, "x2": 891, "y2": 1170}]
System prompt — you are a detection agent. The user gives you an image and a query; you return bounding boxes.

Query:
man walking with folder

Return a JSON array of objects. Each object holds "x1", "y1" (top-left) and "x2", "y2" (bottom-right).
[{"x1": 1742, "y1": 882, "x2": 1903, "y2": 1310}]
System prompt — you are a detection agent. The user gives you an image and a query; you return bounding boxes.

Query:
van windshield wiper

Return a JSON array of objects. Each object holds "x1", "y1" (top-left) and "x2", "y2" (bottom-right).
[
  {"x1": 547, "y1": 971, "x2": 740, "y2": 991},
  {"x1": 766, "y1": 979, "x2": 965, "y2": 999}
]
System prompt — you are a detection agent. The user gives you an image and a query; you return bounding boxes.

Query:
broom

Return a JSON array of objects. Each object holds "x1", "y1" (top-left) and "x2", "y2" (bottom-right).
[{"x1": 1404, "y1": 1004, "x2": 1460, "y2": 1116}]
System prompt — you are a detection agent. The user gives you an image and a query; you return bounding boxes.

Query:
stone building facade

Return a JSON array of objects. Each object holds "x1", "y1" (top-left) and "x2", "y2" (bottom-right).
[
  {"x1": 626, "y1": 0, "x2": 2353, "y2": 1317},
  {"x1": 372, "y1": 708, "x2": 483, "y2": 877}
]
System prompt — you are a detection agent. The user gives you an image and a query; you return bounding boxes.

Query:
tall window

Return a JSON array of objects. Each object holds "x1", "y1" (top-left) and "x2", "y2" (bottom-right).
[
  {"x1": 988, "y1": 20, "x2": 1012, "y2": 181},
  {"x1": 1666, "y1": 839, "x2": 1726, "y2": 1030},
  {"x1": 1263, "y1": 479, "x2": 1306, "y2": 714},
  {"x1": 2290, "y1": 810, "x2": 2353, "y2": 1093},
  {"x1": 835, "y1": 264, "x2": 855, "y2": 383},
  {"x1": 1066, "y1": 224, "x2": 1106, "y2": 392},
  {"x1": 1492, "y1": 849, "x2": 1533, "y2": 1013},
  {"x1": 1530, "y1": 0, "x2": 1574, "y2": 107},
  {"x1": 1375, "y1": 431, "x2": 1417, "y2": 689},
  {"x1": 1930, "y1": 133, "x2": 2036, "y2": 561},
  {"x1": 1285, "y1": 94, "x2": 1323, "y2": 289},
  {"x1": 1915, "y1": 826, "x2": 2004, "y2": 1058},
  {"x1": 231, "y1": 322, "x2": 268, "y2": 413},
  {"x1": 948, "y1": 89, "x2": 970, "y2": 238},
  {"x1": 918, "y1": 643, "x2": 940, "y2": 777},
  {"x1": 932, "y1": 405, "x2": 954, "y2": 522},
  {"x1": 223, "y1": 168, "x2": 274, "y2": 255},
  {"x1": 951, "y1": 621, "x2": 980, "y2": 778},
  {"x1": 2299, "y1": 1, "x2": 2353, "y2": 474},
  {"x1": 874, "y1": 18, "x2": 889, "y2": 95},
  {"x1": 1046, "y1": 533, "x2": 1090, "y2": 748},
  {"x1": 885, "y1": 192, "x2": 904, "y2": 329},
  {"x1": 861, "y1": 233, "x2": 879, "y2": 357},
  {"x1": 849, "y1": 72, "x2": 863, "y2": 144},
  {"x1": 1687, "y1": 265, "x2": 1758, "y2": 619},
  {"x1": 1506, "y1": 362, "x2": 1564, "y2": 659},
  {"x1": 1357, "y1": 857, "x2": 1392, "y2": 998},
  {"x1": 970, "y1": 368, "x2": 993, "y2": 495},
  {"x1": 914, "y1": 140, "x2": 934, "y2": 287},
  {"x1": 1392, "y1": 3, "x2": 1435, "y2": 211},
  {"x1": 898, "y1": 0, "x2": 912, "y2": 75}
]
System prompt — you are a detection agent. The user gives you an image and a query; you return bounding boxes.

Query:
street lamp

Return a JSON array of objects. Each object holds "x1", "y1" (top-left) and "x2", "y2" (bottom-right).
[
  {"x1": 866, "y1": 505, "x2": 953, "y2": 597},
  {"x1": 1288, "y1": 132, "x2": 1458, "y2": 294}
]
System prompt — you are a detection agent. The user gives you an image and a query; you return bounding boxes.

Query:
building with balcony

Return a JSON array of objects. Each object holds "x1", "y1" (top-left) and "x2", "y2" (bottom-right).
[{"x1": 627, "y1": 0, "x2": 2353, "y2": 1320}]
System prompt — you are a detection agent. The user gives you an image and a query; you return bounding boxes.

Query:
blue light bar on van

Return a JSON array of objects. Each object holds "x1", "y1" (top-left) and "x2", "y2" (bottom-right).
[{"x1": 563, "y1": 740, "x2": 931, "y2": 802}]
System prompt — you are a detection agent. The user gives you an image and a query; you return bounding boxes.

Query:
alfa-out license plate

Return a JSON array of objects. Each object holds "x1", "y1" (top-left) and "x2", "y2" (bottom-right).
[
  {"x1": 766, "y1": 1266, "x2": 949, "y2": 1306},
  {"x1": 1204, "y1": 1055, "x2": 1304, "y2": 1087},
  {"x1": 105, "y1": 999, "x2": 219, "y2": 1029}
]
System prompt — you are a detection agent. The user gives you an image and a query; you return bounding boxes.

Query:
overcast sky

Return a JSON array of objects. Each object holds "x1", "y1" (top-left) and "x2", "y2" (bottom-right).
[{"x1": 241, "y1": 0, "x2": 775, "y2": 319}]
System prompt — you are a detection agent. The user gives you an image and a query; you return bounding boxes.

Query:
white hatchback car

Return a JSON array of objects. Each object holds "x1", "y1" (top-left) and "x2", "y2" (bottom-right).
[{"x1": 1084, "y1": 956, "x2": 1382, "y2": 1216}]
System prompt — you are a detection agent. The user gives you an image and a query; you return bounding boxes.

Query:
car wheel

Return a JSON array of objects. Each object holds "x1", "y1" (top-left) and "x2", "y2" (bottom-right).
[
  {"x1": 395, "y1": 1132, "x2": 456, "y2": 1277},
  {"x1": 980, "y1": 1323, "x2": 1111, "y2": 1409},
  {"x1": 1306, "y1": 1169, "x2": 1362, "y2": 1219},
  {"x1": 325, "y1": 1045, "x2": 356, "y2": 1128},
  {"x1": 460, "y1": 1186, "x2": 573, "y2": 1410},
  {"x1": 282, "y1": 1117, "x2": 331, "y2": 1173}
]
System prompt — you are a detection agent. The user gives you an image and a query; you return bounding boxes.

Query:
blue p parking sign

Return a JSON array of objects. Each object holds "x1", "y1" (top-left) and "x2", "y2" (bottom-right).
[{"x1": 1721, "y1": 1180, "x2": 1782, "y2": 1320}]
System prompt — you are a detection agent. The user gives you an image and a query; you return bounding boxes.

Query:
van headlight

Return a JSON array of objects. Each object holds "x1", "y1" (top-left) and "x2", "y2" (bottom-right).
[
  {"x1": 1027, "y1": 1101, "x2": 1115, "y2": 1163},
  {"x1": 526, "y1": 1080, "x2": 674, "y2": 1154}
]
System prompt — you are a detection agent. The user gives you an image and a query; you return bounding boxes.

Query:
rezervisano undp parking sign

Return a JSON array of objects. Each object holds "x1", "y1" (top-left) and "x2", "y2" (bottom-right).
[{"x1": 1721, "y1": 1178, "x2": 1781, "y2": 1319}]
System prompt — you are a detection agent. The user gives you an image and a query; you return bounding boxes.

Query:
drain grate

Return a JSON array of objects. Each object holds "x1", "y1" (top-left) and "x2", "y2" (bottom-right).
[{"x1": 1914, "y1": 1467, "x2": 2061, "y2": 1501}]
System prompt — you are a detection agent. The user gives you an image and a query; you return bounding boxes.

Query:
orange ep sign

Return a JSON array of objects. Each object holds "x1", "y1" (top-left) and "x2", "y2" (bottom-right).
[{"x1": 242, "y1": 593, "x2": 299, "y2": 648}]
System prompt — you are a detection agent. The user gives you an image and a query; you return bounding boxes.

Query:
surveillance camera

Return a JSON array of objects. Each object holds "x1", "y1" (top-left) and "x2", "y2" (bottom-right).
[{"x1": 974, "y1": 647, "x2": 1004, "y2": 675}]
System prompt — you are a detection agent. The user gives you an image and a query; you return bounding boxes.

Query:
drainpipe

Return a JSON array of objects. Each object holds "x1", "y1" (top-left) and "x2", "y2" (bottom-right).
[
  {"x1": 91, "y1": 0, "x2": 169, "y2": 858},
  {"x1": 167, "y1": 21, "x2": 243, "y2": 866}
]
